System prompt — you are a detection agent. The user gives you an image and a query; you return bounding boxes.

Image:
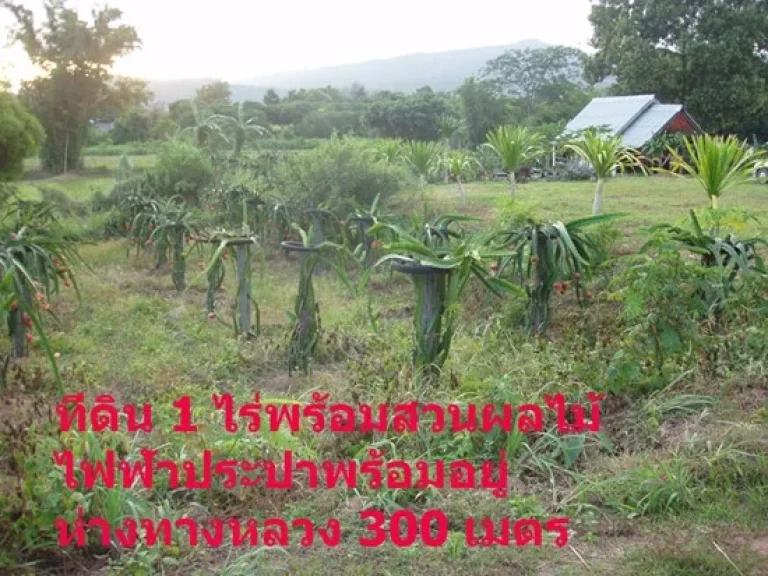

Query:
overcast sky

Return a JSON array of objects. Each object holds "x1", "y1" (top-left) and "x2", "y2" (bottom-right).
[{"x1": 1, "y1": 0, "x2": 594, "y2": 87}]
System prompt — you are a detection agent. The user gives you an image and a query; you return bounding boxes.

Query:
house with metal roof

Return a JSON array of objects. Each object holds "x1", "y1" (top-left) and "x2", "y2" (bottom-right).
[{"x1": 565, "y1": 94, "x2": 703, "y2": 148}]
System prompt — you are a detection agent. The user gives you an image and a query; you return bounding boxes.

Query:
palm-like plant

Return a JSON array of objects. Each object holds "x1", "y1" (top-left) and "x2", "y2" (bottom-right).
[
  {"x1": 180, "y1": 100, "x2": 224, "y2": 150},
  {"x1": 436, "y1": 150, "x2": 479, "y2": 207},
  {"x1": 376, "y1": 139, "x2": 404, "y2": 165},
  {"x1": 563, "y1": 130, "x2": 643, "y2": 216},
  {"x1": 437, "y1": 115, "x2": 464, "y2": 182},
  {"x1": 662, "y1": 134, "x2": 766, "y2": 210},
  {"x1": 404, "y1": 140, "x2": 440, "y2": 189},
  {"x1": 438, "y1": 114, "x2": 464, "y2": 148},
  {"x1": 210, "y1": 102, "x2": 268, "y2": 159},
  {"x1": 484, "y1": 126, "x2": 545, "y2": 200},
  {"x1": 369, "y1": 219, "x2": 520, "y2": 382},
  {"x1": 491, "y1": 214, "x2": 621, "y2": 334}
]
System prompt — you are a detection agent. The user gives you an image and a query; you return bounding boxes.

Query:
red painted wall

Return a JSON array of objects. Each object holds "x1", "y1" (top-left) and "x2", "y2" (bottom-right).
[{"x1": 664, "y1": 112, "x2": 698, "y2": 134}]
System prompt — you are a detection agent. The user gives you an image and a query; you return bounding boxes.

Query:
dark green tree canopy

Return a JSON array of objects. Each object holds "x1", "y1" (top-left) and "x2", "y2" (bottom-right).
[
  {"x1": 482, "y1": 46, "x2": 587, "y2": 106},
  {"x1": 0, "y1": 91, "x2": 45, "y2": 181},
  {"x1": 457, "y1": 77, "x2": 507, "y2": 146},
  {"x1": 365, "y1": 89, "x2": 450, "y2": 140},
  {"x1": 96, "y1": 77, "x2": 152, "y2": 121},
  {"x1": 195, "y1": 81, "x2": 231, "y2": 115},
  {"x1": 3, "y1": 0, "x2": 140, "y2": 173},
  {"x1": 588, "y1": 0, "x2": 768, "y2": 138},
  {"x1": 263, "y1": 88, "x2": 281, "y2": 105}
]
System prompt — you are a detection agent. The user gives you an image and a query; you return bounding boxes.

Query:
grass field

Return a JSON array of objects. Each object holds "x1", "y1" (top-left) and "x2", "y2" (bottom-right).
[
  {"x1": 421, "y1": 176, "x2": 768, "y2": 237},
  {"x1": 1, "y1": 169, "x2": 767, "y2": 575}
]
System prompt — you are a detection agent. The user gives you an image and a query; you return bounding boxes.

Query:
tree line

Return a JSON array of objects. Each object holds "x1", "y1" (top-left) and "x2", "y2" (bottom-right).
[{"x1": 1, "y1": 0, "x2": 766, "y2": 177}]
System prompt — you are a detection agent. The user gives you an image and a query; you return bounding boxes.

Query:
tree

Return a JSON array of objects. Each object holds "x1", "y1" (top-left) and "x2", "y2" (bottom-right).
[
  {"x1": 0, "y1": 91, "x2": 45, "y2": 181},
  {"x1": 111, "y1": 107, "x2": 151, "y2": 144},
  {"x1": 484, "y1": 126, "x2": 545, "y2": 199},
  {"x1": 663, "y1": 134, "x2": 765, "y2": 210},
  {"x1": 563, "y1": 130, "x2": 642, "y2": 215},
  {"x1": 195, "y1": 81, "x2": 231, "y2": 115},
  {"x1": 457, "y1": 77, "x2": 508, "y2": 146},
  {"x1": 263, "y1": 89, "x2": 281, "y2": 105},
  {"x1": 180, "y1": 100, "x2": 223, "y2": 150},
  {"x1": 96, "y1": 76, "x2": 152, "y2": 121},
  {"x1": 437, "y1": 114, "x2": 464, "y2": 182},
  {"x1": 3, "y1": 1, "x2": 140, "y2": 173},
  {"x1": 149, "y1": 113, "x2": 179, "y2": 141},
  {"x1": 404, "y1": 140, "x2": 440, "y2": 189},
  {"x1": 169, "y1": 99, "x2": 196, "y2": 129},
  {"x1": 587, "y1": 0, "x2": 768, "y2": 139},
  {"x1": 437, "y1": 150, "x2": 478, "y2": 207},
  {"x1": 152, "y1": 140, "x2": 213, "y2": 205},
  {"x1": 348, "y1": 83, "x2": 367, "y2": 102},
  {"x1": 211, "y1": 102, "x2": 267, "y2": 158},
  {"x1": 483, "y1": 46, "x2": 587, "y2": 115},
  {"x1": 365, "y1": 90, "x2": 450, "y2": 140}
]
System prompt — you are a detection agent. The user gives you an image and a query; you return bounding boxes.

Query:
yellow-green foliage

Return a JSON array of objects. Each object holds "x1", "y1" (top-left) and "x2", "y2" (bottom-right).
[{"x1": 0, "y1": 91, "x2": 45, "y2": 182}]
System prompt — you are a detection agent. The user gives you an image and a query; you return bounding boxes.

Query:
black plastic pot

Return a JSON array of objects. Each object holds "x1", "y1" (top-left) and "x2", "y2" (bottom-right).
[
  {"x1": 391, "y1": 260, "x2": 451, "y2": 276},
  {"x1": 392, "y1": 259, "x2": 454, "y2": 381},
  {"x1": 281, "y1": 241, "x2": 320, "y2": 253},
  {"x1": 204, "y1": 237, "x2": 256, "y2": 246}
]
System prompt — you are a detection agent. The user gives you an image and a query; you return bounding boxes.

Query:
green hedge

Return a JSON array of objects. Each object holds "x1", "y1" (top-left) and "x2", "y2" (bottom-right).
[{"x1": 82, "y1": 138, "x2": 324, "y2": 157}]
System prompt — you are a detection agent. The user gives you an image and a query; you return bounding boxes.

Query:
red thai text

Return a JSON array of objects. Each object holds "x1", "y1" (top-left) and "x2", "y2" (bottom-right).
[
  {"x1": 55, "y1": 391, "x2": 605, "y2": 436},
  {"x1": 55, "y1": 508, "x2": 341, "y2": 548},
  {"x1": 52, "y1": 448, "x2": 510, "y2": 498}
]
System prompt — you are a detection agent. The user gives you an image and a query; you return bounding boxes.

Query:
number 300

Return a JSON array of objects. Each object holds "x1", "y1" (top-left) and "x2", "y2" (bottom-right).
[{"x1": 359, "y1": 509, "x2": 449, "y2": 548}]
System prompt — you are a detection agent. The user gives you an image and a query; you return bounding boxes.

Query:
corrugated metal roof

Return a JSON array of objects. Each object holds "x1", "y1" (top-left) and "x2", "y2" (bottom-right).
[
  {"x1": 565, "y1": 94, "x2": 657, "y2": 136},
  {"x1": 621, "y1": 103, "x2": 682, "y2": 147},
  {"x1": 565, "y1": 95, "x2": 700, "y2": 148}
]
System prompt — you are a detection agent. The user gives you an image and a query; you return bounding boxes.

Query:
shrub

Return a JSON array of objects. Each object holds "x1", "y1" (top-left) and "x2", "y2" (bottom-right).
[
  {"x1": 590, "y1": 220, "x2": 623, "y2": 266},
  {"x1": 36, "y1": 185, "x2": 89, "y2": 217},
  {"x1": 474, "y1": 144, "x2": 503, "y2": 177},
  {"x1": 151, "y1": 141, "x2": 213, "y2": 205},
  {"x1": 606, "y1": 250, "x2": 719, "y2": 394},
  {"x1": 558, "y1": 157, "x2": 594, "y2": 181},
  {"x1": 0, "y1": 92, "x2": 45, "y2": 181},
  {"x1": 82, "y1": 141, "x2": 162, "y2": 156},
  {"x1": 272, "y1": 136, "x2": 412, "y2": 212}
]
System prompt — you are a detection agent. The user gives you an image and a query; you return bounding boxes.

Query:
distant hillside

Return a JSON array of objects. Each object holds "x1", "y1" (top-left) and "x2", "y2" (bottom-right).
[
  {"x1": 147, "y1": 80, "x2": 270, "y2": 105},
  {"x1": 147, "y1": 39, "x2": 549, "y2": 104}
]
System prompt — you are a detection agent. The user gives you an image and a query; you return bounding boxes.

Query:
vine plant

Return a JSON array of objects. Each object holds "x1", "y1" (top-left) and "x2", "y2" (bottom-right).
[
  {"x1": 0, "y1": 192, "x2": 85, "y2": 390},
  {"x1": 490, "y1": 214, "x2": 620, "y2": 334},
  {"x1": 370, "y1": 217, "x2": 520, "y2": 383},
  {"x1": 145, "y1": 197, "x2": 206, "y2": 292},
  {"x1": 281, "y1": 223, "x2": 325, "y2": 376},
  {"x1": 193, "y1": 198, "x2": 261, "y2": 339}
]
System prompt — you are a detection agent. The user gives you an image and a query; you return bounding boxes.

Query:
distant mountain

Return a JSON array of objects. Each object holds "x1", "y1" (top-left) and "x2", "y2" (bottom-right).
[
  {"x1": 147, "y1": 80, "x2": 269, "y2": 106},
  {"x1": 147, "y1": 39, "x2": 549, "y2": 104}
]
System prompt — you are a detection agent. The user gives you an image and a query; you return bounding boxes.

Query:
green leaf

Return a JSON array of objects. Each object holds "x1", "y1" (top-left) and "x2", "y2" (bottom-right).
[
  {"x1": 562, "y1": 435, "x2": 586, "y2": 467},
  {"x1": 660, "y1": 327, "x2": 682, "y2": 352}
]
